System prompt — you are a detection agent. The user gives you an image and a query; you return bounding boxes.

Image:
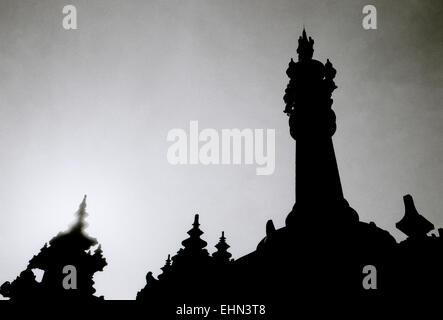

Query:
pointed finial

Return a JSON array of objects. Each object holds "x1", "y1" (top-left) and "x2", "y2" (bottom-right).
[
  {"x1": 266, "y1": 219, "x2": 276, "y2": 237},
  {"x1": 161, "y1": 254, "x2": 172, "y2": 272},
  {"x1": 78, "y1": 195, "x2": 87, "y2": 216},
  {"x1": 73, "y1": 194, "x2": 88, "y2": 230},
  {"x1": 164, "y1": 254, "x2": 171, "y2": 267},
  {"x1": 193, "y1": 214, "x2": 200, "y2": 227},
  {"x1": 213, "y1": 231, "x2": 232, "y2": 261},
  {"x1": 297, "y1": 28, "x2": 314, "y2": 61},
  {"x1": 403, "y1": 194, "x2": 417, "y2": 215}
]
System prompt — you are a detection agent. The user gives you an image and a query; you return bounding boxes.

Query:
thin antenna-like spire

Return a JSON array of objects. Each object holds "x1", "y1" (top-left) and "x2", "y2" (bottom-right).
[{"x1": 73, "y1": 195, "x2": 88, "y2": 230}]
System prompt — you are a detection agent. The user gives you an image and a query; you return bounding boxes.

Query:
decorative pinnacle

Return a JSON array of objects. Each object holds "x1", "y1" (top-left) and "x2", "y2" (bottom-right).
[
  {"x1": 215, "y1": 231, "x2": 230, "y2": 250},
  {"x1": 78, "y1": 195, "x2": 87, "y2": 219},
  {"x1": 193, "y1": 214, "x2": 200, "y2": 227},
  {"x1": 160, "y1": 254, "x2": 172, "y2": 275},
  {"x1": 297, "y1": 28, "x2": 314, "y2": 61},
  {"x1": 73, "y1": 195, "x2": 88, "y2": 230},
  {"x1": 403, "y1": 194, "x2": 417, "y2": 215}
]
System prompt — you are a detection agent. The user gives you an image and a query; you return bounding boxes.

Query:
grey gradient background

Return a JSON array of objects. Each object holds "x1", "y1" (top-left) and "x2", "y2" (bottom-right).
[{"x1": 0, "y1": 0, "x2": 442, "y2": 299}]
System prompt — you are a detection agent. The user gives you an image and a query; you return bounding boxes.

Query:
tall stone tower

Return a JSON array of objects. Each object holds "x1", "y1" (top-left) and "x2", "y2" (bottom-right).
[{"x1": 284, "y1": 29, "x2": 356, "y2": 227}]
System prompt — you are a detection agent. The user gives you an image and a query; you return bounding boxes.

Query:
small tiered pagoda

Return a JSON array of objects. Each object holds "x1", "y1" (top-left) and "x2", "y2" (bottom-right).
[{"x1": 212, "y1": 232, "x2": 232, "y2": 264}]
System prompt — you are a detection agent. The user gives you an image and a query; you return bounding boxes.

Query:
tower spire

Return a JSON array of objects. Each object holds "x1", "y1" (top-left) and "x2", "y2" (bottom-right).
[{"x1": 284, "y1": 29, "x2": 348, "y2": 226}]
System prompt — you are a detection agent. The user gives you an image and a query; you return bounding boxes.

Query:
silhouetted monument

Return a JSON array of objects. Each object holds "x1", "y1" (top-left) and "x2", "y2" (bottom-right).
[
  {"x1": 2, "y1": 29, "x2": 443, "y2": 313},
  {"x1": 136, "y1": 29, "x2": 443, "y2": 311},
  {"x1": 0, "y1": 196, "x2": 107, "y2": 301},
  {"x1": 285, "y1": 29, "x2": 343, "y2": 207}
]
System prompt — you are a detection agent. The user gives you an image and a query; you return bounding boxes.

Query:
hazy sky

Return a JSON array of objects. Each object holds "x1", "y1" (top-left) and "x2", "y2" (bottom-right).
[{"x1": 0, "y1": 0, "x2": 442, "y2": 299}]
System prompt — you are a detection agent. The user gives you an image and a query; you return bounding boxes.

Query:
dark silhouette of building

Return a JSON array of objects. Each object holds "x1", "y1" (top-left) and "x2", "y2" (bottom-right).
[
  {"x1": 136, "y1": 29, "x2": 443, "y2": 312},
  {"x1": 137, "y1": 214, "x2": 234, "y2": 304},
  {"x1": 2, "y1": 29, "x2": 443, "y2": 314},
  {"x1": 0, "y1": 196, "x2": 107, "y2": 301}
]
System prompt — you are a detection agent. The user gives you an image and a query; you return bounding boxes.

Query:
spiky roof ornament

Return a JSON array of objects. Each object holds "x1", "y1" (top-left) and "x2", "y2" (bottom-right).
[{"x1": 297, "y1": 28, "x2": 314, "y2": 61}]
